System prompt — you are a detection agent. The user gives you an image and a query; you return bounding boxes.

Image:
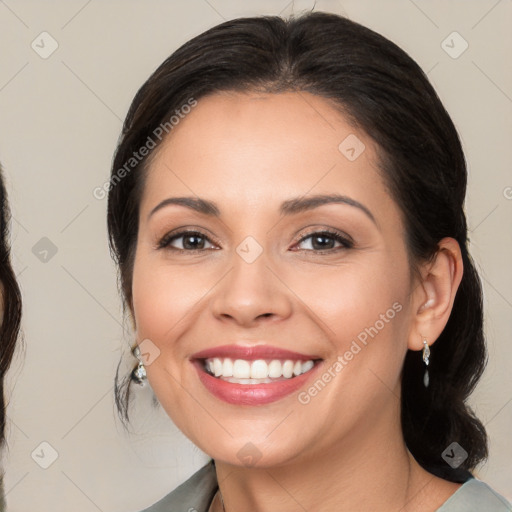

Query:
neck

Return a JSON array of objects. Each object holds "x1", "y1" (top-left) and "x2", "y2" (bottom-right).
[{"x1": 212, "y1": 399, "x2": 443, "y2": 512}]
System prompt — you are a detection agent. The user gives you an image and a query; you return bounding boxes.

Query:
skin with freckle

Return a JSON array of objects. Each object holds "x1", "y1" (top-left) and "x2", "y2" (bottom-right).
[{"x1": 130, "y1": 91, "x2": 464, "y2": 510}]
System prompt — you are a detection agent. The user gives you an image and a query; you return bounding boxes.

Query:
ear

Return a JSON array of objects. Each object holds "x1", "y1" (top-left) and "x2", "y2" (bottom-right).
[{"x1": 407, "y1": 237, "x2": 463, "y2": 351}]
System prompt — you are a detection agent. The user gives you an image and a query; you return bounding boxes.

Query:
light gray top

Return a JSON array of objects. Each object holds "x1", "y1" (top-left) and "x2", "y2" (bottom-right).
[
  {"x1": 436, "y1": 477, "x2": 512, "y2": 511},
  {"x1": 140, "y1": 460, "x2": 512, "y2": 512}
]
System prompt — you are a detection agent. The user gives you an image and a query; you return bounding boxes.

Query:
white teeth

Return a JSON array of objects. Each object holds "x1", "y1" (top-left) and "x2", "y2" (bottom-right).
[
  {"x1": 268, "y1": 360, "x2": 282, "y2": 378},
  {"x1": 204, "y1": 357, "x2": 318, "y2": 380},
  {"x1": 222, "y1": 377, "x2": 275, "y2": 384},
  {"x1": 282, "y1": 360, "x2": 294, "y2": 378},
  {"x1": 213, "y1": 358, "x2": 223, "y2": 377},
  {"x1": 250, "y1": 359, "x2": 268, "y2": 379},
  {"x1": 302, "y1": 360, "x2": 314, "y2": 373},
  {"x1": 223, "y1": 358, "x2": 233, "y2": 377},
  {"x1": 232, "y1": 359, "x2": 251, "y2": 378}
]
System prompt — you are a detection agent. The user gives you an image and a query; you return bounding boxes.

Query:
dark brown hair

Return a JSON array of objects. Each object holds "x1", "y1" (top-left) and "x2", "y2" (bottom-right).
[
  {"x1": 107, "y1": 12, "x2": 487, "y2": 482},
  {"x1": 0, "y1": 164, "x2": 22, "y2": 447}
]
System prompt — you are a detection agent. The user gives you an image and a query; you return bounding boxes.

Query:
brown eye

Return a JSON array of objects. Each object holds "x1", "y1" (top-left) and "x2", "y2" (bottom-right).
[
  {"x1": 294, "y1": 230, "x2": 353, "y2": 252},
  {"x1": 158, "y1": 230, "x2": 216, "y2": 251}
]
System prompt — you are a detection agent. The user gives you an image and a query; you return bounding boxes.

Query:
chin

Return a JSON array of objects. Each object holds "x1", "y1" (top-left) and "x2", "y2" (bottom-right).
[{"x1": 190, "y1": 430, "x2": 310, "y2": 469}]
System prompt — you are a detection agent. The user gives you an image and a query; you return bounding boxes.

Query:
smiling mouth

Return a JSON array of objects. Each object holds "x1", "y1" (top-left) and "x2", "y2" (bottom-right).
[{"x1": 201, "y1": 357, "x2": 322, "y2": 384}]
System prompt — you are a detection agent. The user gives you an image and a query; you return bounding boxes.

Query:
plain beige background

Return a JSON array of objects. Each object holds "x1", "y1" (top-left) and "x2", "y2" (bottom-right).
[{"x1": 0, "y1": 0, "x2": 511, "y2": 510}]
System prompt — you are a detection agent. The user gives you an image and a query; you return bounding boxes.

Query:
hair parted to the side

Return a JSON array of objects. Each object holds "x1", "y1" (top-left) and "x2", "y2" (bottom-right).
[
  {"x1": 0, "y1": 164, "x2": 22, "y2": 448},
  {"x1": 107, "y1": 12, "x2": 488, "y2": 481}
]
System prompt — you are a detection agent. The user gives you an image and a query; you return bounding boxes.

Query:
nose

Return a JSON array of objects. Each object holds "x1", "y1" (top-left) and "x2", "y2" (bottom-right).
[{"x1": 210, "y1": 249, "x2": 293, "y2": 328}]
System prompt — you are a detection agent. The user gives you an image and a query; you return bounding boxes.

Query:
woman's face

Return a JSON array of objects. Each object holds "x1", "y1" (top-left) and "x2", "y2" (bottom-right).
[{"x1": 132, "y1": 91, "x2": 417, "y2": 467}]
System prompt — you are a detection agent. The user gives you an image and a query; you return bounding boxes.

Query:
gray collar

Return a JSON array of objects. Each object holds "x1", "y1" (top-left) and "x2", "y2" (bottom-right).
[{"x1": 140, "y1": 460, "x2": 218, "y2": 512}]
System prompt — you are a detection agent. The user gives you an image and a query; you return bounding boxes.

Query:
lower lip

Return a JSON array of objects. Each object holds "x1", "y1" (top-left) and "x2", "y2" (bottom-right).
[{"x1": 192, "y1": 360, "x2": 323, "y2": 405}]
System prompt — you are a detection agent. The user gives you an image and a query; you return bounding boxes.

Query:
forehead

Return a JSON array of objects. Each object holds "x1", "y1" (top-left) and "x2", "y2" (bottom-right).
[{"x1": 141, "y1": 91, "x2": 397, "y2": 223}]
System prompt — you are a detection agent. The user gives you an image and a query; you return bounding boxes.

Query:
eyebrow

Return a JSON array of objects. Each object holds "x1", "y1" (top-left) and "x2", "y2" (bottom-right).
[{"x1": 148, "y1": 193, "x2": 377, "y2": 226}]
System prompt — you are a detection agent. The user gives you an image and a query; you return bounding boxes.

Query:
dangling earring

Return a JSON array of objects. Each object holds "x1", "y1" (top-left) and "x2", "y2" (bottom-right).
[
  {"x1": 131, "y1": 345, "x2": 147, "y2": 386},
  {"x1": 422, "y1": 337, "x2": 430, "y2": 388}
]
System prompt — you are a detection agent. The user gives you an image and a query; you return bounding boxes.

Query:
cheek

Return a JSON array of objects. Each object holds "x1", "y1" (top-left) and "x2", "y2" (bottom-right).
[
  {"x1": 130, "y1": 252, "x2": 197, "y2": 409},
  {"x1": 336, "y1": 259, "x2": 410, "y2": 381},
  {"x1": 288, "y1": 256, "x2": 408, "y2": 344},
  {"x1": 131, "y1": 251, "x2": 214, "y2": 351},
  {"x1": 132, "y1": 248, "x2": 177, "y2": 347},
  {"x1": 294, "y1": 254, "x2": 411, "y2": 398}
]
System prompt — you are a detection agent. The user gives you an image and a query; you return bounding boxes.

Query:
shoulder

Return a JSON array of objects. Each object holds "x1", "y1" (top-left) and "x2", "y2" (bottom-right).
[
  {"x1": 138, "y1": 460, "x2": 218, "y2": 512},
  {"x1": 437, "y1": 478, "x2": 512, "y2": 512}
]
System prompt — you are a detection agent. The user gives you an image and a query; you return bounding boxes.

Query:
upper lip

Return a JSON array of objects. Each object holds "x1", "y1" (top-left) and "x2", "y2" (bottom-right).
[{"x1": 191, "y1": 344, "x2": 322, "y2": 361}]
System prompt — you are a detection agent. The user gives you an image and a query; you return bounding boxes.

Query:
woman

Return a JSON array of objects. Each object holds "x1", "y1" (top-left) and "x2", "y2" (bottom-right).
[
  {"x1": 0, "y1": 164, "x2": 23, "y2": 511},
  {"x1": 107, "y1": 12, "x2": 511, "y2": 512}
]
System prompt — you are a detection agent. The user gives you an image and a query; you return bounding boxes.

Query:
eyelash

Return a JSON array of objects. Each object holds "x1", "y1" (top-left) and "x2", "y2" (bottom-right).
[{"x1": 157, "y1": 228, "x2": 354, "y2": 254}]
